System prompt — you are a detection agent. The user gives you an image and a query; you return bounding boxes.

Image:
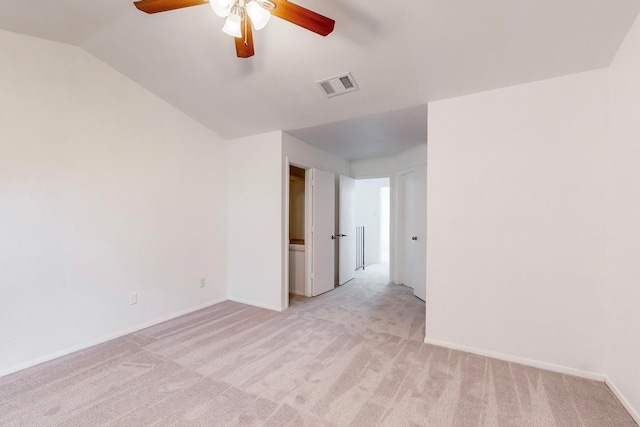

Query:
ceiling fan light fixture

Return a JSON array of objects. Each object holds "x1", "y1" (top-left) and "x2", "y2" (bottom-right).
[
  {"x1": 246, "y1": 1, "x2": 270, "y2": 30},
  {"x1": 133, "y1": 0, "x2": 335, "y2": 58},
  {"x1": 210, "y1": 0, "x2": 231, "y2": 17},
  {"x1": 222, "y1": 10, "x2": 242, "y2": 37}
]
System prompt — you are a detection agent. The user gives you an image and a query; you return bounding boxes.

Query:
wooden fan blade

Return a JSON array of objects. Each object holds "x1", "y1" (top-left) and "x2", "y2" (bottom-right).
[
  {"x1": 134, "y1": 0, "x2": 207, "y2": 14},
  {"x1": 235, "y1": 16, "x2": 255, "y2": 58},
  {"x1": 271, "y1": 0, "x2": 335, "y2": 36}
]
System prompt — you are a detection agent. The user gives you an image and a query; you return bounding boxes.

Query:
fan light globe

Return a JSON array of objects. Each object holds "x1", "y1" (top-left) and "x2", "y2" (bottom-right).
[
  {"x1": 210, "y1": 0, "x2": 231, "y2": 17},
  {"x1": 222, "y1": 12, "x2": 242, "y2": 38},
  {"x1": 246, "y1": 1, "x2": 271, "y2": 30}
]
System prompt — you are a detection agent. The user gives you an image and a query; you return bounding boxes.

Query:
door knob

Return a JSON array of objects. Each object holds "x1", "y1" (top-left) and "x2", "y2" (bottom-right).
[{"x1": 412, "y1": 236, "x2": 418, "y2": 241}]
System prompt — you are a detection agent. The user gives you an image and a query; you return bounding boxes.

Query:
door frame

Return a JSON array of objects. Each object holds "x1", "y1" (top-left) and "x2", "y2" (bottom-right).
[{"x1": 283, "y1": 157, "x2": 316, "y2": 309}]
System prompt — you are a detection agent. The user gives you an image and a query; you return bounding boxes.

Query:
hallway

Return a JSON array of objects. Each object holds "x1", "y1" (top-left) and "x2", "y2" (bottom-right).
[{"x1": 290, "y1": 263, "x2": 424, "y2": 342}]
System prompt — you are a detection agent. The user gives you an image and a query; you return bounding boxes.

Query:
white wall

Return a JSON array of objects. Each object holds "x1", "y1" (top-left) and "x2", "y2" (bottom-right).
[
  {"x1": 355, "y1": 178, "x2": 390, "y2": 266},
  {"x1": 426, "y1": 70, "x2": 608, "y2": 376},
  {"x1": 605, "y1": 13, "x2": 640, "y2": 420},
  {"x1": 227, "y1": 131, "x2": 283, "y2": 311},
  {"x1": 283, "y1": 133, "x2": 350, "y2": 177},
  {"x1": 0, "y1": 30, "x2": 228, "y2": 375},
  {"x1": 351, "y1": 144, "x2": 427, "y2": 178}
]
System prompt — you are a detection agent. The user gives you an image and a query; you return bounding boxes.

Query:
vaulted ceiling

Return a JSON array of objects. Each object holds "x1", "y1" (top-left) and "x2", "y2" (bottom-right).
[{"x1": 1, "y1": 0, "x2": 639, "y2": 159}]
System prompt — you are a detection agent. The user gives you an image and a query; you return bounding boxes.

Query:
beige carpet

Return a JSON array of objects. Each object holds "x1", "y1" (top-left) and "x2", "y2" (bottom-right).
[{"x1": 0, "y1": 264, "x2": 636, "y2": 426}]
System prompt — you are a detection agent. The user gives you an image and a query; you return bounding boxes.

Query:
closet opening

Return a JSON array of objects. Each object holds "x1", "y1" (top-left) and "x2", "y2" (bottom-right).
[{"x1": 288, "y1": 165, "x2": 307, "y2": 297}]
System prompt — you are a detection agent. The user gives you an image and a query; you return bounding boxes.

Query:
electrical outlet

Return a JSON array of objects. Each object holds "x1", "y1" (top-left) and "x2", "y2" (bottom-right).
[
  {"x1": 200, "y1": 278, "x2": 206, "y2": 288},
  {"x1": 129, "y1": 293, "x2": 138, "y2": 305}
]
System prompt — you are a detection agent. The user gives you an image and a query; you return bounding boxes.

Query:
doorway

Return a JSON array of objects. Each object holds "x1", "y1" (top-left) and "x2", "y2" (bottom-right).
[
  {"x1": 288, "y1": 165, "x2": 307, "y2": 297},
  {"x1": 285, "y1": 162, "x2": 337, "y2": 306},
  {"x1": 354, "y1": 177, "x2": 391, "y2": 282},
  {"x1": 284, "y1": 163, "x2": 426, "y2": 307}
]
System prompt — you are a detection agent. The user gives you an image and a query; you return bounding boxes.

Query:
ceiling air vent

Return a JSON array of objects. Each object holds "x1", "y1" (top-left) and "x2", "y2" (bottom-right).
[{"x1": 316, "y1": 72, "x2": 359, "y2": 98}]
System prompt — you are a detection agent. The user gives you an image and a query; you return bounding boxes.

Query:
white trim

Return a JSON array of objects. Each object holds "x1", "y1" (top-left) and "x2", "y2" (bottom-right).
[
  {"x1": 227, "y1": 296, "x2": 284, "y2": 312},
  {"x1": 424, "y1": 337, "x2": 605, "y2": 382},
  {"x1": 0, "y1": 297, "x2": 227, "y2": 378},
  {"x1": 389, "y1": 173, "x2": 400, "y2": 285},
  {"x1": 304, "y1": 167, "x2": 313, "y2": 298},
  {"x1": 397, "y1": 167, "x2": 419, "y2": 177},
  {"x1": 605, "y1": 377, "x2": 640, "y2": 425},
  {"x1": 283, "y1": 156, "x2": 291, "y2": 310}
]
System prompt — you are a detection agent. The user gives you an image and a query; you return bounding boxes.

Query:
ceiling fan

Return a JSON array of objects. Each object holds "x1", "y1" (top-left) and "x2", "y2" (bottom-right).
[{"x1": 133, "y1": 0, "x2": 335, "y2": 58}]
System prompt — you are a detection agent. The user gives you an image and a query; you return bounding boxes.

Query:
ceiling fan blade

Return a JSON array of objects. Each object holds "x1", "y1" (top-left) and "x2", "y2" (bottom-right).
[
  {"x1": 133, "y1": 0, "x2": 207, "y2": 14},
  {"x1": 271, "y1": 0, "x2": 335, "y2": 36},
  {"x1": 235, "y1": 16, "x2": 255, "y2": 58}
]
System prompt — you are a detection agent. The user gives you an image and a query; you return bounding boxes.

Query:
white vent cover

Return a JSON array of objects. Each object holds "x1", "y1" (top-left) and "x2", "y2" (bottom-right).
[{"x1": 316, "y1": 72, "x2": 359, "y2": 98}]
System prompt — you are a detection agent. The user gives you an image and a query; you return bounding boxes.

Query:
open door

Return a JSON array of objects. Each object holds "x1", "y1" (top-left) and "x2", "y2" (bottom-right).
[
  {"x1": 338, "y1": 175, "x2": 356, "y2": 285},
  {"x1": 400, "y1": 166, "x2": 427, "y2": 301},
  {"x1": 311, "y1": 168, "x2": 335, "y2": 296}
]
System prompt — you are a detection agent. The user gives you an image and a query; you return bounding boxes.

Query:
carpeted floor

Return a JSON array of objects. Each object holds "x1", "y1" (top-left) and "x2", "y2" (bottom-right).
[{"x1": 0, "y1": 264, "x2": 636, "y2": 426}]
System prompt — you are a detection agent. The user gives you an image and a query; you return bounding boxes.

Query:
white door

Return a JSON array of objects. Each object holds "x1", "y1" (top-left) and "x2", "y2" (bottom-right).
[
  {"x1": 311, "y1": 168, "x2": 336, "y2": 296},
  {"x1": 400, "y1": 166, "x2": 427, "y2": 301},
  {"x1": 338, "y1": 175, "x2": 356, "y2": 285}
]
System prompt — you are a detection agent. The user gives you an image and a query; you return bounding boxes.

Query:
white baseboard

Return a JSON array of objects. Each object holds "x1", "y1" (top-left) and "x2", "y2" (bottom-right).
[
  {"x1": 605, "y1": 377, "x2": 640, "y2": 425},
  {"x1": 0, "y1": 297, "x2": 227, "y2": 378},
  {"x1": 424, "y1": 337, "x2": 605, "y2": 382},
  {"x1": 227, "y1": 296, "x2": 284, "y2": 312}
]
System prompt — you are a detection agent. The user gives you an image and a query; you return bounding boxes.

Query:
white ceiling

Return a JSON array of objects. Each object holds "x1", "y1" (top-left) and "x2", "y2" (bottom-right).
[
  {"x1": 286, "y1": 104, "x2": 427, "y2": 160},
  {"x1": 1, "y1": 0, "x2": 639, "y2": 159}
]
